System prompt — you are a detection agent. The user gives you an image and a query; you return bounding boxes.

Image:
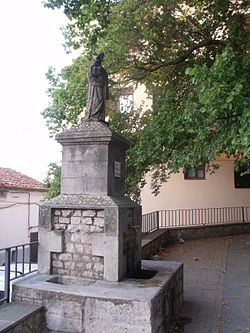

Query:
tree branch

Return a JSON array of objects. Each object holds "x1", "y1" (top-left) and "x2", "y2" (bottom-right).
[{"x1": 129, "y1": 39, "x2": 225, "y2": 81}]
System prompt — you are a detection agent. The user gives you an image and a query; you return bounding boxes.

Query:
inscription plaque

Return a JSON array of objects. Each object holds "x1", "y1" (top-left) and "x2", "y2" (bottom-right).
[{"x1": 114, "y1": 161, "x2": 121, "y2": 178}]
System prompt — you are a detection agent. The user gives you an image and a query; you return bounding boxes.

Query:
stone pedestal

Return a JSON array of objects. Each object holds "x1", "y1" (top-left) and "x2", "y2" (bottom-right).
[
  {"x1": 38, "y1": 121, "x2": 141, "y2": 282},
  {"x1": 58, "y1": 121, "x2": 128, "y2": 196}
]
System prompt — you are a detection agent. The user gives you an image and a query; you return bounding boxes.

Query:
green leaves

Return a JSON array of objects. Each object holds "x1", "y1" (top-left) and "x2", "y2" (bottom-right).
[
  {"x1": 42, "y1": 0, "x2": 249, "y2": 199},
  {"x1": 42, "y1": 56, "x2": 89, "y2": 136},
  {"x1": 43, "y1": 162, "x2": 61, "y2": 200}
]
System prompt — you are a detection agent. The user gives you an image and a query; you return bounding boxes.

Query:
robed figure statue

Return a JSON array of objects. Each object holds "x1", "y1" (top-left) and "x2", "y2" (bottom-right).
[{"x1": 84, "y1": 52, "x2": 109, "y2": 122}]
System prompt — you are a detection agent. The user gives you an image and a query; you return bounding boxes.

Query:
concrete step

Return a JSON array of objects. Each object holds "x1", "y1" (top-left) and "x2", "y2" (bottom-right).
[{"x1": 0, "y1": 302, "x2": 43, "y2": 333}]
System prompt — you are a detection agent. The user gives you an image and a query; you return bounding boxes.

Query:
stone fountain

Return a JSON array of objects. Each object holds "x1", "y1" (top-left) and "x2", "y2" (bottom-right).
[{"x1": 12, "y1": 53, "x2": 183, "y2": 333}]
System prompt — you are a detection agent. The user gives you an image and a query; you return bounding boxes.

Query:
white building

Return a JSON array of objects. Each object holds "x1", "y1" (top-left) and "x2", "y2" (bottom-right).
[
  {"x1": 118, "y1": 87, "x2": 250, "y2": 216},
  {"x1": 0, "y1": 168, "x2": 47, "y2": 249}
]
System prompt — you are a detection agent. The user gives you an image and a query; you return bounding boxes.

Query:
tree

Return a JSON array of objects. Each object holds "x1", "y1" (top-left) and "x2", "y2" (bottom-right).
[
  {"x1": 43, "y1": 162, "x2": 61, "y2": 200},
  {"x1": 42, "y1": 0, "x2": 249, "y2": 200}
]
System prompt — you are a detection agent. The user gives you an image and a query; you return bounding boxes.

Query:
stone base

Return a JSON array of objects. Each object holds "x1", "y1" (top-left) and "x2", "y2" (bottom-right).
[{"x1": 12, "y1": 260, "x2": 183, "y2": 333}]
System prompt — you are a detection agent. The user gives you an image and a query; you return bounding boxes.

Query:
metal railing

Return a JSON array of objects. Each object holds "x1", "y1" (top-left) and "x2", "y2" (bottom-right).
[
  {"x1": 0, "y1": 241, "x2": 38, "y2": 304},
  {"x1": 141, "y1": 211, "x2": 159, "y2": 233},
  {"x1": 142, "y1": 206, "x2": 250, "y2": 234}
]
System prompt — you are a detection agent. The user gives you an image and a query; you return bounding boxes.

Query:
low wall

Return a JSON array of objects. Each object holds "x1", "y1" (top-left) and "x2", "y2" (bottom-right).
[
  {"x1": 142, "y1": 222, "x2": 250, "y2": 258},
  {"x1": 0, "y1": 303, "x2": 43, "y2": 333}
]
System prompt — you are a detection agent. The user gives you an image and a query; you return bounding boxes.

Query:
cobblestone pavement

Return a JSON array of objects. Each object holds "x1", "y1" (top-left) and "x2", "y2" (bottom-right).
[{"x1": 159, "y1": 233, "x2": 250, "y2": 333}]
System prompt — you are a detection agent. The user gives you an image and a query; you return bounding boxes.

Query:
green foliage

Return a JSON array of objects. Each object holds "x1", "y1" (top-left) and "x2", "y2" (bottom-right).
[
  {"x1": 43, "y1": 162, "x2": 61, "y2": 199},
  {"x1": 43, "y1": 0, "x2": 116, "y2": 55},
  {"x1": 42, "y1": 57, "x2": 89, "y2": 136},
  {"x1": 133, "y1": 48, "x2": 250, "y2": 195},
  {"x1": 42, "y1": 0, "x2": 250, "y2": 200}
]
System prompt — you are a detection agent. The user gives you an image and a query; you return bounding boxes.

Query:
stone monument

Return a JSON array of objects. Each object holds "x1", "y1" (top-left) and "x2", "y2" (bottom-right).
[{"x1": 12, "y1": 53, "x2": 183, "y2": 333}]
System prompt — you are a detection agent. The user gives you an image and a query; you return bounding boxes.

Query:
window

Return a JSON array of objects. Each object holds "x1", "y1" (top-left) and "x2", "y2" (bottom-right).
[
  {"x1": 184, "y1": 166, "x2": 205, "y2": 180},
  {"x1": 234, "y1": 169, "x2": 250, "y2": 188},
  {"x1": 119, "y1": 94, "x2": 133, "y2": 113},
  {"x1": 0, "y1": 190, "x2": 7, "y2": 201}
]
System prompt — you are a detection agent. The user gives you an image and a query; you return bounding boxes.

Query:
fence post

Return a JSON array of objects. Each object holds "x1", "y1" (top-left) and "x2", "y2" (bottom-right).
[
  {"x1": 156, "y1": 211, "x2": 160, "y2": 230},
  {"x1": 4, "y1": 248, "x2": 11, "y2": 303},
  {"x1": 242, "y1": 207, "x2": 245, "y2": 223}
]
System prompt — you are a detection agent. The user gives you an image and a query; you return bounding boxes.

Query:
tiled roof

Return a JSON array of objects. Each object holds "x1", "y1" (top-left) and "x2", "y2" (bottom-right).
[{"x1": 0, "y1": 167, "x2": 47, "y2": 192}]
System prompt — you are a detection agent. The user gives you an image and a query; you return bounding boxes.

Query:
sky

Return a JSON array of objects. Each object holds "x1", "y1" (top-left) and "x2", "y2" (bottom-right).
[{"x1": 0, "y1": 0, "x2": 73, "y2": 182}]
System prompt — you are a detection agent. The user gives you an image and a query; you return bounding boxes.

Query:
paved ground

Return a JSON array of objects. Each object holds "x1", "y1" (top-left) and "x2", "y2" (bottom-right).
[{"x1": 158, "y1": 233, "x2": 250, "y2": 333}]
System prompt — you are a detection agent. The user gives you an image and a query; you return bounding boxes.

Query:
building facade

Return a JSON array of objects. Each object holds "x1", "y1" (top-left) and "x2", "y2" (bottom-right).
[
  {"x1": 141, "y1": 155, "x2": 250, "y2": 214},
  {"x1": 0, "y1": 168, "x2": 47, "y2": 249}
]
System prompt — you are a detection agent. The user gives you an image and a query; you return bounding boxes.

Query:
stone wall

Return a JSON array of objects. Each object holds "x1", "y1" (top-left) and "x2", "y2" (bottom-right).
[
  {"x1": 166, "y1": 222, "x2": 250, "y2": 243},
  {"x1": 52, "y1": 208, "x2": 104, "y2": 279},
  {"x1": 141, "y1": 222, "x2": 250, "y2": 259}
]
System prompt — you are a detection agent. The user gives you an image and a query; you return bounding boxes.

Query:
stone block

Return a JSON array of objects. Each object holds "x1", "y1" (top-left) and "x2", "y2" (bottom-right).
[
  {"x1": 53, "y1": 216, "x2": 59, "y2": 224},
  {"x1": 82, "y1": 217, "x2": 93, "y2": 225},
  {"x1": 93, "y1": 217, "x2": 104, "y2": 228},
  {"x1": 86, "y1": 262, "x2": 93, "y2": 270},
  {"x1": 82, "y1": 210, "x2": 96, "y2": 217},
  {"x1": 82, "y1": 176, "x2": 108, "y2": 196},
  {"x1": 53, "y1": 260, "x2": 63, "y2": 268},
  {"x1": 73, "y1": 210, "x2": 82, "y2": 217},
  {"x1": 67, "y1": 225, "x2": 81, "y2": 233},
  {"x1": 104, "y1": 207, "x2": 118, "y2": 236},
  {"x1": 75, "y1": 244, "x2": 84, "y2": 254},
  {"x1": 73, "y1": 254, "x2": 85, "y2": 261},
  {"x1": 97, "y1": 210, "x2": 104, "y2": 218},
  {"x1": 83, "y1": 244, "x2": 92, "y2": 254},
  {"x1": 45, "y1": 300, "x2": 83, "y2": 333},
  {"x1": 90, "y1": 225, "x2": 103, "y2": 233},
  {"x1": 92, "y1": 234, "x2": 105, "y2": 256},
  {"x1": 58, "y1": 217, "x2": 70, "y2": 224},
  {"x1": 64, "y1": 261, "x2": 76, "y2": 270},
  {"x1": 76, "y1": 262, "x2": 84, "y2": 270},
  {"x1": 71, "y1": 217, "x2": 81, "y2": 225},
  {"x1": 54, "y1": 210, "x2": 62, "y2": 216},
  {"x1": 38, "y1": 251, "x2": 51, "y2": 275},
  {"x1": 61, "y1": 177, "x2": 84, "y2": 195},
  {"x1": 71, "y1": 233, "x2": 81, "y2": 242},
  {"x1": 93, "y1": 262, "x2": 104, "y2": 273},
  {"x1": 80, "y1": 233, "x2": 92, "y2": 244},
  {"x1": 54, "y1": 224, "x2": 67, "y2": 231},
  {"x1": 66, "y1": 243, "x2": 75, "y2": 253},
  {"x1": 62, "y1": 210, "x2": 73, "y2": 217},
  {"x1": 39, "y1": 206, "x2": 52, "y2": 231},
  {"x1": 39, "y1": 230, "x2": 63, "y2": 253},
  {"x1": 58, "y1": 253, "x2": 72, "y2": 261}
]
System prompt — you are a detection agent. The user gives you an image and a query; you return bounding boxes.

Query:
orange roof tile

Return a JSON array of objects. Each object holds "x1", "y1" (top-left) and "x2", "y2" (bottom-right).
[{"x1": 0, "y1": 167, "x2": 47, "y2": 192}]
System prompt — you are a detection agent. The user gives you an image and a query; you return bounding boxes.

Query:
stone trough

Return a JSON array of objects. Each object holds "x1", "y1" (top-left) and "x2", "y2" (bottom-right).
[{"x1": 13, "y1": 260, "x2": 183, "y2": 333}]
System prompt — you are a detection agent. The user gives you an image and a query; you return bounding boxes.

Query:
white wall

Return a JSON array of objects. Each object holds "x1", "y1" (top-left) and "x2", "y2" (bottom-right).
[
  {"x1": 133, "y1": 84, "x2": 152, "y2": 111},
  {"x1": 141, "y1": 158, "x2": 250, "y2": 214},
  {"x1": 0, "y1": 190, "x2": 45, "y2": 248}
]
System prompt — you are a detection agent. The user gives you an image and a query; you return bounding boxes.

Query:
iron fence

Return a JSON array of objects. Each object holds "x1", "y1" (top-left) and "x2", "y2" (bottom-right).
[
  {"x1": 0, "y1": 241, "x2": 38, "y2": 304},
  {"x1": 142, "y1": 206, "x2": 250, "y2": 234},
  {"x1": 141, "y1": 211, "x2": 159, "y2": 233}
]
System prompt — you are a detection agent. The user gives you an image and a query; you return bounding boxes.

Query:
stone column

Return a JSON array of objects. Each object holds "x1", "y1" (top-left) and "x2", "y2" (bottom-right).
[{"x1": 38, "y1": 121, "x2": 141, "y2": 282}]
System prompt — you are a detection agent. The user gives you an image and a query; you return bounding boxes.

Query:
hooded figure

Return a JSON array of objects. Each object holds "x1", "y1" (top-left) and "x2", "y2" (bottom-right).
[{"x1": 85, "y1": 52, "x2": 109, "y2": 121}]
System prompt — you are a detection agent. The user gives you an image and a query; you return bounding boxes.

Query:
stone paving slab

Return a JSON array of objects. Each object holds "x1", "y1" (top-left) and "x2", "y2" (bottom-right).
[
  {"x1": 0, "y1": 302, "x2": 43, "y2": 331},
  {"x1": 159, "y1": 233, "x2": 250, "y2": 333},
  {"x1": 220, "y1": 234, "x2": 250, "y2": 333}
]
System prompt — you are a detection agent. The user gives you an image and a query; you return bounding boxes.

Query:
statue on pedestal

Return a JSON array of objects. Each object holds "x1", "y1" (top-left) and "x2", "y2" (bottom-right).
[{"x1": 84, "y1": 52, "x2": 109, "y2": 122}]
